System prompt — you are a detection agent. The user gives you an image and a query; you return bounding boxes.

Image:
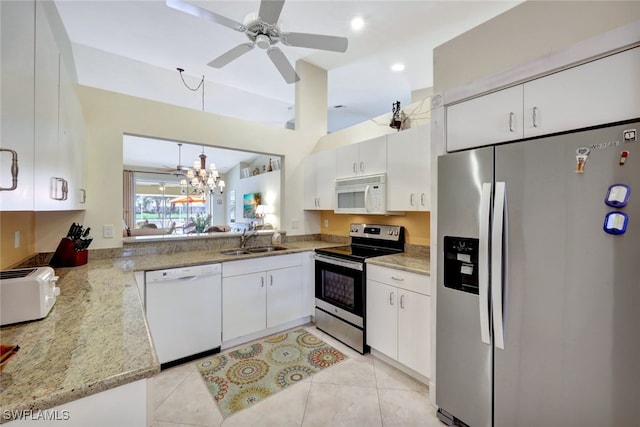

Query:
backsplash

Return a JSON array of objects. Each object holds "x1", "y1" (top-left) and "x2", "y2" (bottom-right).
[{"x1": 319, "y1": 211, "x2": 430, "y2": 246}]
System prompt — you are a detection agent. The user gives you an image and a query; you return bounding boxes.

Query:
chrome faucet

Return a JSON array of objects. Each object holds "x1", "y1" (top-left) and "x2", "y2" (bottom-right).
[{"x1": 240, "y1": 229, "x2": 258, "y2": 248}]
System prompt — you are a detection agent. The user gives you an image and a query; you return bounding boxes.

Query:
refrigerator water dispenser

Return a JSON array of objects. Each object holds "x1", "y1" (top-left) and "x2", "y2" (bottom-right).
[{"x1": 443, "y1": 236, "x2": 479, "y2": 294}]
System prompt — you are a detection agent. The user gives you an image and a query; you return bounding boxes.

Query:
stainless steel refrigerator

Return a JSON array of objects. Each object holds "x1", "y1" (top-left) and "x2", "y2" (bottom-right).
[{"x1": 436, "y1": 120, "x2": 639, "y2": 427}]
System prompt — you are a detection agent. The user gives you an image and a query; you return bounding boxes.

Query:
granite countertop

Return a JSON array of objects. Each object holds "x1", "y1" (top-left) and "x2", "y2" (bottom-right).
[
  {"x1": 0, "y1": 241, "x2": 337, "y2": 421},
  {"x1": 366, "y1": 252, "x2": 431, "y2": 275},
  {"x1": 0, "y1": 260, "x2": 160, "y2": 422},
  {"x1": 118, "y1": 240, "x2": 339, "y2": 271}
]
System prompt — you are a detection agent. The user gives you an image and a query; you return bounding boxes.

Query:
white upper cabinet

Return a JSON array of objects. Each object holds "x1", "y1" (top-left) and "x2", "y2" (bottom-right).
[
  {"x1": 0, "y1": 1, "x2": 86, "y2": 212},
  {"x1": 523, "y1": 47, "x2": 640, "y2": 138},
  {"x1": 446, "y1": 86, "x2": 523, "y2": 152},
  {"x1": 59, "y1": 56, "x2": 87, "y2": 209},
  {"x1": 446, "y1": 47, "x2": 640, "y2": 152},
  {"x1": 304, "y1": 149, "x2": 336, "y2": 210},
  {"x1": 386, "y1": 125, "x2": 431, "y2": 211},
  {"x1": 0, "y1": 0, "x2": 35, "y2": 210},
  {"x1": 34, "y1": 2, "x2": 64, "y2": 210},
  {"x1": 336, "y1": 135, "x2": 387, "y2": 178}
]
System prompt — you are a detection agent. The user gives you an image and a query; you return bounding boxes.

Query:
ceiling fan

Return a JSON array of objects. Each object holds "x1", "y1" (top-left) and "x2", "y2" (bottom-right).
[
  {"x1": 161, "y1": 143, "x2": 188, "y2": 176},
  {"x1": 166, "y1": 0, "x2": 349, "y2": 84}
]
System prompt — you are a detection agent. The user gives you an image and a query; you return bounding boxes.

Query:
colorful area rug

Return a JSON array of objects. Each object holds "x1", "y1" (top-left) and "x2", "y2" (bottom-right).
[{"x1": 196, "y1": 328, "x2": 347, "y2": 418}]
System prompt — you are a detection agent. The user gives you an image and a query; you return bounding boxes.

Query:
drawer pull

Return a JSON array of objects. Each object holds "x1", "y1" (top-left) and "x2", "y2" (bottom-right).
[
  {"x1": 391, "y1": 276, "x2": 404, "y2": 281},
  {"x1": 0, "y1": 148, "x2": 18, "y2": 191}
]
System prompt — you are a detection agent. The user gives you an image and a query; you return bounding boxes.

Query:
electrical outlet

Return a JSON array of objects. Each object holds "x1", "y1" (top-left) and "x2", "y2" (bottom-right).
[
  {"x1": 14, "y1": 231, "x2": 20, "y2": 248},
  {"x1": 324, "y1": 219, "x2": 329, "y2": 228},
  {"x1": 103, "y1": 224, "x2": 114, "y2": 238}
]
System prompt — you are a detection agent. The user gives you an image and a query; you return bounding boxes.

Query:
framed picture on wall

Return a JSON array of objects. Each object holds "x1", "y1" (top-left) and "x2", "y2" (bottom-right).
[{"x1": 243, "y1": 192, "x2": 261, "y2": 218}]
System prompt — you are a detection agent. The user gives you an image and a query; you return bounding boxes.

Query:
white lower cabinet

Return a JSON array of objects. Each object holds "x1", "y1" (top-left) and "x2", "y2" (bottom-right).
[
  {"x1": 222, "y1": 254, "x2": 303, "y2": 341},
  {"x1": 366, "y1": 264, "x2": 431, "y2": 378}
]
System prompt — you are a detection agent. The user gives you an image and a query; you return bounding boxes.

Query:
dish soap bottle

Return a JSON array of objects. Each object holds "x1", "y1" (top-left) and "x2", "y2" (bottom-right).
[{"x1": 271, "y1": 227, "x2": 281, "y2": 245}]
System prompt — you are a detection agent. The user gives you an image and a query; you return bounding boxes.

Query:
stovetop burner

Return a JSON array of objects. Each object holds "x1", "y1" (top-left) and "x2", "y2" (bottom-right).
[{"x1": 315, "y1": 224, "x2": 405, "y2": 261}]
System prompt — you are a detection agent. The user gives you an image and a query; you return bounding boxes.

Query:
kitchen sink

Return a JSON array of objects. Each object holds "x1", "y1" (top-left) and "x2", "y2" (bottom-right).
[
  {"x1": 220, "y1": 249, "x2": 251, "y2": 256},
  {"x1": 246, "y1": 246, "x2": 287, "y2": 253}
]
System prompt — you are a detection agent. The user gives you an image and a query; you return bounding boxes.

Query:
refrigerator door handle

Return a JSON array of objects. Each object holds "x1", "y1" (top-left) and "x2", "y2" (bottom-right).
[
  {"x1": 479, "y1": 182, "x2": 492, "y2": 345},
  {"x1": 492, "y1": 181, "x2": 506, "y2": 350}
]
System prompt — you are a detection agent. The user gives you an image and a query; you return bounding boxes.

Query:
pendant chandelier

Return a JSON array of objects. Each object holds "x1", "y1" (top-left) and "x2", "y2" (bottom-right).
[{"x1": 180, "y1": 147, "x2": 225, "y2": 197}]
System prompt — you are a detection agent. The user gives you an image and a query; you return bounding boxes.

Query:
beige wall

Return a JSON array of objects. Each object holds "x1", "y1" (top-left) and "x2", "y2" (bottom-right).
[
  {"x1": 64, "y1": 85, "x2": 318, "y2": 250},
  {"x1": 1, "y1": 212, "x2": 36, "y2": 269},
  {"x1": 313, "y1": 99, "x2": 431, "y2": 153},
  {"x1": 433, "y1": 1, "x2": 640, "y2": 93}
]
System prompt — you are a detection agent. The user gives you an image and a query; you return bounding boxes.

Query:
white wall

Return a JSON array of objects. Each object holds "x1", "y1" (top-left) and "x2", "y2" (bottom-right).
[{"x1": 225, "y1": 164, "x2": 281, "y2": 231}]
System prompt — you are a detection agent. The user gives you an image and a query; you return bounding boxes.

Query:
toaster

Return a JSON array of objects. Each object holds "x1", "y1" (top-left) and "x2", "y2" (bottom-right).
[{"x1": 0, "y1": 267, "x2": 60, "y2": 326}]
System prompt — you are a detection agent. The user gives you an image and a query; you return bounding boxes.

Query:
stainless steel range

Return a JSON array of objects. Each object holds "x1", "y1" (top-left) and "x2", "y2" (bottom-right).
[{"x1": 314, "y1": 224, "x2": 404, "y2": 353}]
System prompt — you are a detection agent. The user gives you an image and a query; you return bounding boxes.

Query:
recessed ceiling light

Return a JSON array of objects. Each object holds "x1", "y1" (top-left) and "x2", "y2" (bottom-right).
[
  {"x1": 391, "y1": 63, "x2": 405, "y2": 72},
  {"x1": 350, "y1": 16, "x2": 364, "y2": 31}
]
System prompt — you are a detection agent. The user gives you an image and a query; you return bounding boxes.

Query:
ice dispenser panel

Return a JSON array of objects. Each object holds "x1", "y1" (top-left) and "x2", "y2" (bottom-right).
[{"x1": 443, "y1": 236, "x2": 479, "y2": 295}]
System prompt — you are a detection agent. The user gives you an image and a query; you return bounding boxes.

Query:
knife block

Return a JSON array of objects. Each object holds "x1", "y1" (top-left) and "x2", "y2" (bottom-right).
[{"x1": 49, "y1": 238, "x2": 88, "y2": 267}]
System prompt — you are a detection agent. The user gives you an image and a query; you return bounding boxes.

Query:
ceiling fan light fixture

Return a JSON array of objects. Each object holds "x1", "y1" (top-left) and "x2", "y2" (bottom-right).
[{"x1": 255, "y1": 34, "x2": 271, "y2": 49}]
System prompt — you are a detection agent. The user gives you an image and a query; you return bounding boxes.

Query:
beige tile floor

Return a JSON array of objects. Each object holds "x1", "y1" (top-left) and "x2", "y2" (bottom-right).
[{"x1": 152, "y1": 325, "x2": 443, "y2": 427}]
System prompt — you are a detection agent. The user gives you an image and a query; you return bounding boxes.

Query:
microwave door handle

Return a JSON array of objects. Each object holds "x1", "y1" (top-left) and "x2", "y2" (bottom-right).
[{"x1": 364, "y1": 185, "x2": 370, "y2": 212}]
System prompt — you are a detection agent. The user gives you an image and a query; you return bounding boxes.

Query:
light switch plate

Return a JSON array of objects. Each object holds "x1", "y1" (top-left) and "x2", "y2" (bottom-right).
[{"x1": 103, "y1": 224, "x2": 114, "y2": 238}]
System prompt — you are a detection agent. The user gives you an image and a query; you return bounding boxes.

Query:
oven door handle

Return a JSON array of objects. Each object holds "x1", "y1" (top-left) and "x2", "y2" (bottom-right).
[{"x1": 314, "y1": 254, "x2": 363, "y2": 271}]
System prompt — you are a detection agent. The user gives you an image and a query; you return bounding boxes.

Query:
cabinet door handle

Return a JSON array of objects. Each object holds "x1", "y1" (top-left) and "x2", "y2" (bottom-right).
[
  {"x1": 508, "y1": 112, "x2": 515, "y2": 133},
  {"x1": 359, "y1": 161, "x2": 364, "y2": 173},
  {"x1": 51, "y1": 177, "x2": 68, "y2": 201},
  {"x1": 400, "y1": 294, "x2": 405, "y2": 309},
  {"x1": 389, "y1": 291, "x2": 394, "y2": 306},
  {"x1": 410, "y1": 193, "x2": 415, "y2": 206},
  {"x1": 532, "y1": 106, "x2": 539, "y2": 128},
  {"x1": 80, "y1": 189, "x2": 86, "y2": 204},
  {"x1": 0, "y1": 148, "x2": 19, "y2": 191},
  {"x1": 261, "y1": 276, "x2": 264, "y2": 287},
  {"x1": 420, "y1": 193, "x2": 426, "y2": 206},
  {"x1": 353, "y1": 162, "x2": 357, "y2": 173},
  {"x1": 269, "y1": 274, "x2": 273, "y2": 286}
]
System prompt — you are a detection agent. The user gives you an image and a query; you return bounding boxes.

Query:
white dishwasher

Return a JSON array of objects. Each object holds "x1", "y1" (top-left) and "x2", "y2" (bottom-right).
[{"x1": 145, "y1": 263, "x2": 221, "y2": 368}]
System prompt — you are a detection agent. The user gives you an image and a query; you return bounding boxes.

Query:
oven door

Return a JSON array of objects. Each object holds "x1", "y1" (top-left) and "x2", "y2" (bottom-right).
[{"x1": 314, "y1": 254, "x2": 364, "y2": 322}]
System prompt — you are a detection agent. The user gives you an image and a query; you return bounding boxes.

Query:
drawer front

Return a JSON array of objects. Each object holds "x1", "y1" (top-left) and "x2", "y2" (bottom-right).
[
  {"x1": 367, "y1": 264, "x2": 430, "y2": 296},
  {"x1": 223, "y1": 253, "x2": 302, "y2": 277}
]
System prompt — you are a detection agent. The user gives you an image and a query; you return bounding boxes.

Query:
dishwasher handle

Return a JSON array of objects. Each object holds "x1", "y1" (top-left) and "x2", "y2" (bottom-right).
[{"x1": 144, "y1": 264, "x2": 222, "y2": 283}]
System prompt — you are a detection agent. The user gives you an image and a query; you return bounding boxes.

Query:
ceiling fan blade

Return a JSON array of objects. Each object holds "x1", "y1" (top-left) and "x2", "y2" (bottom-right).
[
  {"x1": 166, "y1": 0, "x2": 245, "y2": 32},
  {"x1": 207, "y1": 43, "x2": 254, "y2": 68},
  {"x1": 266, "y1": 47, "x2": 299, "y2": 84},
  {"x1": 281, "y1": 32, "x2": 348, "y2": 53},
  {"x1": 258, "y1": 0, "x2": 285, "y2": 26}
]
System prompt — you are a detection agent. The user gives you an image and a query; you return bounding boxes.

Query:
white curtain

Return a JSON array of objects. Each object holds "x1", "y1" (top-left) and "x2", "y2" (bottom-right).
[{"x1": 123, "y1": 170, "x2": 135, "y2": 232}]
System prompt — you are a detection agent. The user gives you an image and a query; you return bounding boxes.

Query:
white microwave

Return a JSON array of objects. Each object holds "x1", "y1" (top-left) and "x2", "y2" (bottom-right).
[{"x1": 335, "y1": 173, "x2": 390, "y2": 214}]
